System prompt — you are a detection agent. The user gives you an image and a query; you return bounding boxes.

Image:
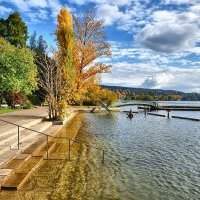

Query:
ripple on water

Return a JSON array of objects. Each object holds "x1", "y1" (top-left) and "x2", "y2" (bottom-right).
[
  {"x1": 73, "y1": 112, "x2": 200, "y2": 200},
  {"x1": 4, "y1": 111, "x2": 200, "y2": 200}
]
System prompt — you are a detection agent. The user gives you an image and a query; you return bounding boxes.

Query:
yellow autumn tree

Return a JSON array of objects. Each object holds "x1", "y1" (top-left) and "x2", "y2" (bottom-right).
[
  {"x1": 81, "y1": 78, "x2": 117, "y2": 106},
  {"x1": 56, "y1": 8, "x2": 75, "y2": 118},
  {"x1": 72, "y1": 12, "x2": 111, "y2": 103}
]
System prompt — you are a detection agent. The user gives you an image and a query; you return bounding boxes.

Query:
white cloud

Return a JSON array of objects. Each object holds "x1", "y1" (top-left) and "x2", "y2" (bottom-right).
[
  {"x1": 140, "y1": 23, "x2": 199, "y2": 53},
  {"x1": 27, "y1": 0, "x2": 48, "y2": 8},
  {"x1": 139, "y1": 6, "x2": 200, "y2": 53},
  {"x1": 0, "y1": 5, "x2": 13, "y2": 16},
  {"x1": 48, "y1": 0, "x2": 62, "y2": 18},
  {"x1": 0, "y1": 0, "x2": 48, "y2": 11},
  {"x1": 162, "y1": 0, "x2": 199, "y2": 5},
  {"x1": 96, "y1": 4, "x2": 123, "y2": 26},
  {"x1": 26, "y1": 9, "x2": 49, "y2": 23},
  {"x1": 69, "y1": 0, "x2": 132, "y2": 6},
  {"x1": 141, "y1": 72, "x2": 174, "y2": 88},
  {"x1": 152, "y1": 10, "x2": 177, "y2": 22},
  {"x1": 102, "y1": 60, "x2": 200, "y2": 92},
  {"x1": 100, "y1": 41, "x2": 200, "y2": 92},
  {"x1": 0, "y1": 0, "x2": 73, "y2": 24}
]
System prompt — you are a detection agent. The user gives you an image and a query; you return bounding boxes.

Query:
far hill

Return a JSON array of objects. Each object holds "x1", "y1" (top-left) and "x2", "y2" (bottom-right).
[{"x1": 101, "y1": 85, "x2": 200, "y2": 101}]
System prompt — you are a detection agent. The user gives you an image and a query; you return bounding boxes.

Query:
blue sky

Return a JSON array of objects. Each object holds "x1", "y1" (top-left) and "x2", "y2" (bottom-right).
[{"x1": 1, "y1": 0, "x2": 200, "y2": 92}]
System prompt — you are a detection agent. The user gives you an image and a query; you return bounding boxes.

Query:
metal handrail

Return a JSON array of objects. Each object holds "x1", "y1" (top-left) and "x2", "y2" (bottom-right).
[
  {"x1": 0, "y1": 118, "x2": 105, "y2": 163},
  {"x1": 0, "y1": 118, "x2": 103, "y2": 150}
]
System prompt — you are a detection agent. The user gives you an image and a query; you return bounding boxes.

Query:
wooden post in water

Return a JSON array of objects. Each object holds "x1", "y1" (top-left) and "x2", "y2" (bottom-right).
[
  {"x1": 144, "y1": 108, "x2": 147, "y2": 117},
  {"x1": 46, "y1": 135, "x2": 49, "y2": 159},
  {"x1": 167, "y1": 110, "x2": 170, "y2": 119},
  {"x1": 68, "y1": 139, "x2": 71, "y2": 161},
  {"x1": 17, "y1": 126, "x2": 20, "y2": 150},
  {"x1": 102, "y1": 150, "x2": 105, "y2": 164}
]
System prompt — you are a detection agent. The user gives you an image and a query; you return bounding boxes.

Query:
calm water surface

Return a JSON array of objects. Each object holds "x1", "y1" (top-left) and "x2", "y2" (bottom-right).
[
  {"x1": 74, "y1": 112, "x2": 200, "y2": 200},
  {"x1": 2, "y1": 102, "x2": 200, "y2": 200}
]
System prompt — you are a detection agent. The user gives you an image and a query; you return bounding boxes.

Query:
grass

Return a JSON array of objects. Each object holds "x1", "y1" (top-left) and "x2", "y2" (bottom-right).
[{"x1": 0, "y1": 108, "x2": 15, "y2": 114}]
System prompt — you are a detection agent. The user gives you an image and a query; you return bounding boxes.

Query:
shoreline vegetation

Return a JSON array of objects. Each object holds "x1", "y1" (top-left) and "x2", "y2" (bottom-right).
[
  {"x1": 1, "y1": 9, "x2": 199, "y2": 119},
  {"x1": 0, "y1": 108, "x2": 15, "y2": 114},
  {"x1": 0, "y1": 5, "x2": 200, "y2": 200},
  {"x1": 0, "y1": 6, "x2": 118, "y2": 192},
  {"x1": 0, "y1": 8, "x2": 117, "y2": 122},
  {"x1": 102, "y1": 85, "x2": 200, "y2": 101}
]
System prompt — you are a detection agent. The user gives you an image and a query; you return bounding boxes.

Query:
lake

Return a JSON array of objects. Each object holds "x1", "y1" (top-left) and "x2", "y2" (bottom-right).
[{"x1": 2, "y1": 101, "x2": 200, "y2": 200}]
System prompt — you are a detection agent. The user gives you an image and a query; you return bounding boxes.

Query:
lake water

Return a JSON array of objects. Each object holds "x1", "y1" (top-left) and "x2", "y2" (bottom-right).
[{"x1": 2, "y1": 101, "x2": 200, "y2": 200}]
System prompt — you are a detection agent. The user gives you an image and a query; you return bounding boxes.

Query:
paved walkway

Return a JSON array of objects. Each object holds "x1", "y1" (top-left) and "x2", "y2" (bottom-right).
[
  {"x1": 0, "y1": 107, "x2": 50, "y2": 167},
  {"x1": 0, "y1": 106, "x2": 48, "y2": 124}
]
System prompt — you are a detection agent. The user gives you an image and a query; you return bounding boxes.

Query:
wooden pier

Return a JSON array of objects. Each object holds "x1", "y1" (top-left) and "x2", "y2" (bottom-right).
[
  {"x1": 147, "y1": 113, "x2": 166, "y2": 117},
  {"x1": 171, "y1": 116, "x2": 200, "y2": 121}
]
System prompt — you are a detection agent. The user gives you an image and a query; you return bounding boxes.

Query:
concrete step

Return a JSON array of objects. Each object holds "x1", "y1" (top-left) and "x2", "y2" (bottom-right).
[
  {"x1": 1, "y1": 154, "x2": 30, "y2": 170},
  {"x1": 0, "y1": 118, "x2": 44, "y2": 139},
  {"x1": 0, "y1": 140, "x2": 71, "y2": 190},
  {"x1": 11, "y1": 121, "x2": 52, "y2": 149},
  {"x1": 0, "y1": 152, "x2": 18, "y2": 167},
  {"x1": 0, "y1": 118, "x2": 45, "y2": 147},
  {"x1": 1, "y1": 156, "x2": 41, "y2": 190},
  {"x1": 0, "y1": 114, "x2": 77, "y2": 190},
  {"x1": 0, "y1": 121, "x2": 52, "y2": 170},
  {"x1": 1, "y1": 140, "x2": 57, "y2": 190},
  {"x1": 0, "y1": 121, "x2": 51, "y2": 155}
]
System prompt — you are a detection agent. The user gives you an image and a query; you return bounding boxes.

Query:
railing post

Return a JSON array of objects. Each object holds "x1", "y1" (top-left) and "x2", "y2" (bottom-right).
[
  {"x1": 102, "y1": 150, "x2": 105, "y2": 164},
  {"x1": 68, "y1": 139, "x2": 71, "y2": 161},
  {"x1": 46, "y1": 135, "x2": 49, "y2": 159},
  {"x1": 17, "y1": 126, "x2": 20, "y2": 150}
]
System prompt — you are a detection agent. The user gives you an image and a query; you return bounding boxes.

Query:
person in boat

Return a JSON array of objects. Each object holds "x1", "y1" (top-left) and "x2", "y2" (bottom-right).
[{"x1": 127, "y1": 109, "x2": 134, "y2": 119}]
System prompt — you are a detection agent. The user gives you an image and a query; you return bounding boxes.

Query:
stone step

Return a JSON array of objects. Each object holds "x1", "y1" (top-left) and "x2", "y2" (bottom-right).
[
  {"x1": 0, "y1": 114, "x2": 77, "y2": 190},
  {"x1": 11, "y1": 121, "x2": 52, "y2": 149},
  {"x1": 0, "y1": 121, "x2": 52, "y2": 170},
  {"x1": 0, "y1": 118, "x2": 46, "y2": 149},
  {"x1": 1, "y1": 154, "x2": 30, "y2": 170},
  {"x1": 1, "y1": 140, "x2": 57, "y2": 190},
  {"x1": 0, "y1": 121, "x2": 51, "y2": 156},
  {"x1": 0, "y1": 118, "x2": 44, "y2": 141},
  {"x1": 1, "y1": 172, "x2": 27, "y2": 190}
]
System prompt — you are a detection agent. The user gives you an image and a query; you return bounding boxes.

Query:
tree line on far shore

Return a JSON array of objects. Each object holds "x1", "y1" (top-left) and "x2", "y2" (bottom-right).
[
  {"x1": 103, "y1": 85, "x2": 200, "y2": 101},
  {"x1": 0, "y1": 9, "x2": 117, "y2": 120}
]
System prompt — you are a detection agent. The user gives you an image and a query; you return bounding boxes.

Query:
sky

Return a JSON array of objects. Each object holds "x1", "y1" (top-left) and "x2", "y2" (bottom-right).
[{"x1": 0, "y1": 0, "x2": 200, "y2": 92}]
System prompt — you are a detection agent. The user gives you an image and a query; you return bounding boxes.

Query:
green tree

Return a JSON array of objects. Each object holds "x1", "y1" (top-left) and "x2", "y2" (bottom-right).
[
  {"x1": 29, "y1": 32, "x2": 48, "y2": 104},
  {"x1": 29, "y1": 31, "x2": 37, "y2": 50},
  {"x1": 37, "y1": 35, "x2": 48, "y2": 55},
  {"x1": 29, "y1": 32, "x2": 48, "y2": 55},
  {"x1": 0, "y1": 38, "x2": 37, "y2": 106},
  {"x1": 0, "y1": 12, "x2": 28, "y2": 47}
]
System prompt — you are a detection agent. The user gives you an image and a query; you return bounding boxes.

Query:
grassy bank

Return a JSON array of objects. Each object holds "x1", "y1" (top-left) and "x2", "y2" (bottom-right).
[{"x1": 0, "y1": 108, "x2": 15, "y2": 114}]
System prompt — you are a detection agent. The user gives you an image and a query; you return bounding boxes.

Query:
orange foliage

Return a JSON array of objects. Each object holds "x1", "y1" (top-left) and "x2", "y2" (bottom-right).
[
  {"x1": 56, "y1": 8, "x2": 76, "y2": 105},
  {"x1": 73, "y1": 12, "x2": 111, "y2": 94}
]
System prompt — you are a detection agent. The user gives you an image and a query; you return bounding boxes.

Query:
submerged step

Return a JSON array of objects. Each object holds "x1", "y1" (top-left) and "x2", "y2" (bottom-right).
[
  {"x1": 1, "y1": 172, "x2": 27, "y2": 190},
  {"x1": 1, "y1": 154, "x2": 30, "y2": 169},
  {"x1": 1, "y1": 139, "x2": 57, "y2": 190},
  {"x1": 1, "y1": 157, "x2": 41, "y2": 190},
  {"x1": 22, "y1": 139, "x2": 45, "y2": 154},
  {"x1": 0, "y1": 113, "x2": 78, "y2": 191},
  {"x1": 1, "y1": 185, "x2": 18, "y2": 190}
]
